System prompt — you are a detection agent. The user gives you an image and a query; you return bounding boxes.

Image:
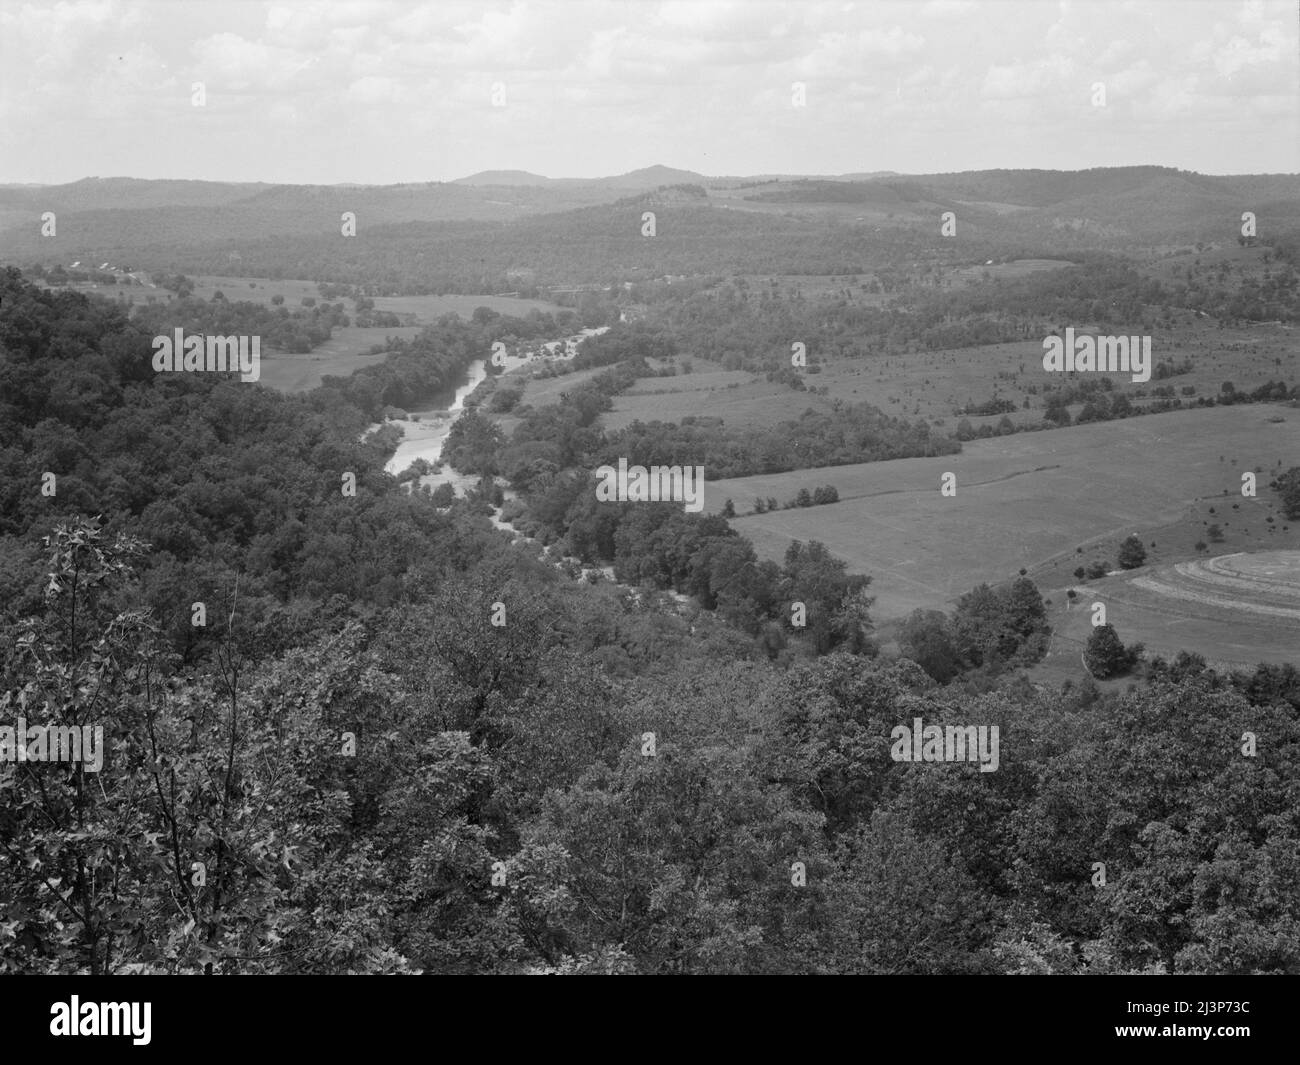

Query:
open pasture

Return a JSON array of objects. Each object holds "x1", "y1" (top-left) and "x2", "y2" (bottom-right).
[
  {"x1": 800, "y1": 317, "x2": 1296, "y2": 430},
  {"x1": 706, "y1": 405, "x2": 1300, "y2": 622},
  {"x1": 372, "y1": 293, "x2": 563, "y2": 321},
  {"x1": 257, "y1": 326, "x2": 423, "y2": 392},
  {"x1": 602, "y1": 360, "x2": 815, "y2": 431},
  {"x1": 562, "y1": 317, "x2": 1297, "y2": 438}
]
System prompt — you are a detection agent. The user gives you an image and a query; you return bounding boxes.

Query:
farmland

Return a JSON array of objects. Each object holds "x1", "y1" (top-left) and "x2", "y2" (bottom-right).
[
  {"x1": 256, "y1": 327, "x2": 422, "y2": 392},
  {"x1": 371, "y1": 292, "x2": 562, "y2": 320},
  {"x1": 704, "y1": 404, "x2": 1300, "y2": 625},
  {"x1": 575, "y1": 318, "x2": 1296, "y2": 434},
  {"x1": 1037, "y1": 551, "x2": 1300, "y2": 680}
]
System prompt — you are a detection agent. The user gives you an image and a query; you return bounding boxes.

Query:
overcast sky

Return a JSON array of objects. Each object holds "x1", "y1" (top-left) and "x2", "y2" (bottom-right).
[{"x1": 0, "y1": 0, "x2": 1295, "y2": 185}]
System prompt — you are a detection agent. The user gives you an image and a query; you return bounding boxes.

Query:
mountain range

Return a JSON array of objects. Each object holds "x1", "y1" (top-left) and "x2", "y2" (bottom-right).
[{"x1": 1, "y1": 165, "x2": 1295, "y2": 273}]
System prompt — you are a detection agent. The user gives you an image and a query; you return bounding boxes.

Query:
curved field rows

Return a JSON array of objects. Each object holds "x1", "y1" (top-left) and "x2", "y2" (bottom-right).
[
  {"x1": 1130, "y1": 552, "x2": 1300, "y2": 621},
  {"x1": 1045, "y1": 551, "x2": 1300, "y2": 672}
]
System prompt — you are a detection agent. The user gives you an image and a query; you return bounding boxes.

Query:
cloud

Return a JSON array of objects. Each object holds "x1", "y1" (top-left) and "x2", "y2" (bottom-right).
[
  {"x1": 0, "y1": 0, "x2": 1294, "y2": 182},
  {"x1": 982, "y1": 56, "x2": 1076, "y2": 99},
  {"x1": 345, "y1": 75, "x2": 403, "y2": 105}
]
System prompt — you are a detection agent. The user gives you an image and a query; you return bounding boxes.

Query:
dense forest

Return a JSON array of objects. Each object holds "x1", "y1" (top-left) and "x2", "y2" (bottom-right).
[{"x1": 3, "y1": 268, "x2": 1300, "y2": 975}]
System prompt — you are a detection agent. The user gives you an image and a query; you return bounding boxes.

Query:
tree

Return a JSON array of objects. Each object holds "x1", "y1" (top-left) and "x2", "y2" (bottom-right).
[
  {"x1": 1084, "y1": 622, "x2": 1141, "y2": 678},
  {"x1": 1044, "y1": 402, "x2": 1071, "y2": 426},
  {"x1": 0, "y1": 519, "x2": 399, "y2": 974},
  {"x1": 949, "y1": 578, "x2": 1048, "y2": 672},
  {"x1": 1117, "y1": 534, "x2": 1147, "y2": 570},
  {"x1": 782, "y1": 540, "x2": 873, "y2": 654},
  {"x1": 899, "y1": 609, "x2": 962, "y2": 683},
  {"x1": 822, "y1": 811, "x2": 993, "y2": 974},
  {"x1": 1272, "y1": 467, "x2": 1300, "y2": 520}
]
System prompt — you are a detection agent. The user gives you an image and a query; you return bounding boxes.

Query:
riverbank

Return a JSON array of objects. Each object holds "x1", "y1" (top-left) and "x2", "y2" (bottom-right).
[{"x1": 372, "y1": 325, "x2": 611, "y2": 477}]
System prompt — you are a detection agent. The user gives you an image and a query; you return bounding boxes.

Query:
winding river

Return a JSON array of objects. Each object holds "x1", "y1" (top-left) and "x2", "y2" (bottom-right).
[
  {"x1": 368, "y1": 323, "x2": 687, "y2": 606},
  {"x1": 377, "y1": 325, "x2": 610, "y2": 477},
  {"x1": 381, "y1": 359, "x2": 489, "y2": 476}
]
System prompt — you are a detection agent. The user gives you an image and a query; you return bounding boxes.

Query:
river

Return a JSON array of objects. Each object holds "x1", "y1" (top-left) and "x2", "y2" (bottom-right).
[
  {"x1": 376, "y1": 325, "x2": 610, "y2": 477},
  {"x1": 379, "y1": 359, "x2": 489, "y2": 476},
  {"x1": 369, "y1": 322, "x2": 688, "y2": 608}
]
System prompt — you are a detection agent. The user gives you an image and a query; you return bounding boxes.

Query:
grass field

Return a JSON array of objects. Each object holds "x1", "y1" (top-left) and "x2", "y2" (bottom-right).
[
  {"x1": 1034, "y1": 551, "x2": 1300, "y2": 681},
  {"x1": 603, "y1": 360, "x2": 804, "y2": 431},
  {"x1": 703, "y1": 405, "x2": 1300, "y2": 625},
  {"x1": 946, "y1": 258, "x2": 1075, "y2": 285},
  {"x1": 257, "y1": 326, "x2": 424, "y2": 391},
  {"x1": 492, "y1": 363, "x2": 625, "y2": 436},
  {"x1": 371, "y1": 293, "x2": 562, "y2": 320},
  {"x1": 577, "y1": 315, "x2": 1298, "y2": 434}
]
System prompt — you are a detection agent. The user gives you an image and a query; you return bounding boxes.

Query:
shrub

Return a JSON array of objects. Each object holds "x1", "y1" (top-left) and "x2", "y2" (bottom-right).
[{"x1": 1117, "y1": 534, "x2": 1147, "y2": 570}]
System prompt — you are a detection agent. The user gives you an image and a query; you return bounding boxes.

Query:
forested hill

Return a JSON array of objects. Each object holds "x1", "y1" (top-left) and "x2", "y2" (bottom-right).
[
  {"x1": 0, "y1": 195, "x2": 989, "y2": 293},
  {"x1": 5, "y1": 166, "x2": 1296, "y2": 293},
  {"x1": 0, "y1": 267, "x2": 496, "y2": 645}
]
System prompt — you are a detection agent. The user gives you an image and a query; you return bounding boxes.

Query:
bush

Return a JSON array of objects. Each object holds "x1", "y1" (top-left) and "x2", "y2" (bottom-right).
[{"x1": 1117, "y1": 534, "x2": 1147, "y2": 570}]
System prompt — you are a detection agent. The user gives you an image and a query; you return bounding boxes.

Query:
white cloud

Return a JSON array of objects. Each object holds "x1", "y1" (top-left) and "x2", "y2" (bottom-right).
[
  {"x1": 982, "y1": 55, "x2": 1076, "y2": 99},
  {"x1": 0, "y1": 0, "x2": 1294, "y2": 182}
]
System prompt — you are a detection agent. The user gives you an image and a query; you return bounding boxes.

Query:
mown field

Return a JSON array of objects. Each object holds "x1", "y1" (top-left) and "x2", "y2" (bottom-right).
[
  {"x1": 703, "y1": 405, "x2": 1300, "y2": 626},
  {"x1": 1036, "y1": 551, "x2": 1300, "y2": 681}
]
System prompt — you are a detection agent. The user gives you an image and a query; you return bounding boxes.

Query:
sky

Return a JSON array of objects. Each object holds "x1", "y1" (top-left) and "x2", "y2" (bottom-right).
[{"x1": 0, "y1": 0, "x2": 1295, "y2": 185}]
